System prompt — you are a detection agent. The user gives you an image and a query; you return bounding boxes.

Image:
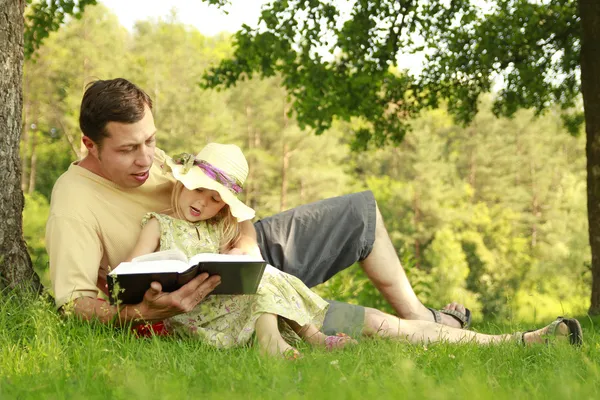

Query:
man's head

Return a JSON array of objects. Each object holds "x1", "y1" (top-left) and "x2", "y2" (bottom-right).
[{"x1": 79, "y1": 78, "x2": 157, "y2": 188}]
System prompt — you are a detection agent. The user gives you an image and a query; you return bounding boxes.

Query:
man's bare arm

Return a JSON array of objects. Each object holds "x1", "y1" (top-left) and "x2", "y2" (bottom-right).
[{"x1": 70, "y1": 272, "x2": 221, "y2": 325}]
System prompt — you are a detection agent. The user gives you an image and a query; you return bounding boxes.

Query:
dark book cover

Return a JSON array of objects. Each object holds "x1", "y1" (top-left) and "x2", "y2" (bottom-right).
[{"x1": 107, "y1": 260, "x2": 266, "y2": 305}]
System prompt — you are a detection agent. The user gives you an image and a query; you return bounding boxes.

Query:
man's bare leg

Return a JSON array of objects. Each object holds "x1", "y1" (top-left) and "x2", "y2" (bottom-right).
[
  {"x1": 359, "y1": 204, "x2": 465, "y2": 328},
  {"x1": 362, "y1": 308, "x2": 572, "y2": 345}
]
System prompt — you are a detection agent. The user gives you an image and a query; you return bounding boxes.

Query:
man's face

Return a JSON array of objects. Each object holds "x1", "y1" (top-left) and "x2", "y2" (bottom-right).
[{"x1": 85, "y1": 106, "x2": 157, "y2": 188}]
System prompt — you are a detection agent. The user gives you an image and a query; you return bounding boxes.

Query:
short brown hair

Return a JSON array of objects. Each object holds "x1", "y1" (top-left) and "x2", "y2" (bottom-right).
[{"x1": 79, "y1": 78, "x2": 153, "y2": 145}]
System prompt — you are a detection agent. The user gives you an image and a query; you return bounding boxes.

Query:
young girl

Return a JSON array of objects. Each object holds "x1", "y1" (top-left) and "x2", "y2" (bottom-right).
[{"x1": 128, "y1": 143, "x2": 356, "y2": 358}]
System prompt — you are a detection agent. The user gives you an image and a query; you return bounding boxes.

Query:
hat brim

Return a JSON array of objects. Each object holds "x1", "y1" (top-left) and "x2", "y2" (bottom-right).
[{"x1": 166, "y1": 158, "x2": 255, "y2": 222}]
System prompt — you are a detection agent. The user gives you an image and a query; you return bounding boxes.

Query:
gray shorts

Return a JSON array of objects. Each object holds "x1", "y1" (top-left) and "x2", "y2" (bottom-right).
[{"x1": 254, "y1": 191, "x2": 376, "y2": 288}]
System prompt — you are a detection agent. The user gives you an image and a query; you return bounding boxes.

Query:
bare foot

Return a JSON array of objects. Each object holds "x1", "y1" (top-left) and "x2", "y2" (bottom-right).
[
  {"x1": 302, "y1": 331, "x2": 358, "y2": 351},
  {"x1": 324, "y1": 333, "x2": 358, "y2": 351},
  {"x1": 257, "y1": 332, "x2": 299, "y2": 358}
]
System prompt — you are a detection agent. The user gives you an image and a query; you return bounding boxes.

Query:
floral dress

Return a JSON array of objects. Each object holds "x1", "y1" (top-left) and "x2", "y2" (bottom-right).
[{"x1": 141, "y1": 212, "x2": 329, "y2": 348}]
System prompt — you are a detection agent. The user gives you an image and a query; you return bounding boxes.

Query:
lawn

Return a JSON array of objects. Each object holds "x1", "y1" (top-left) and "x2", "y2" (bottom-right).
[{"x1": 1, "y1": 291, "x2": 599, "y2": 400}]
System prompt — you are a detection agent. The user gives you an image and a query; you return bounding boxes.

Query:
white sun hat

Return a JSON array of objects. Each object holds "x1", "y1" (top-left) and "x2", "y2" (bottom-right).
[{"x1": 165, "y1": 143, "x2": 255, "y2": 221}]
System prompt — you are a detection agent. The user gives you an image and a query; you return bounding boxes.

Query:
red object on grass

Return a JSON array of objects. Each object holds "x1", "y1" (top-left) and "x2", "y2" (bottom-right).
[{"x1": 132, "y1": 321, "x2": 170, "y2": 337}]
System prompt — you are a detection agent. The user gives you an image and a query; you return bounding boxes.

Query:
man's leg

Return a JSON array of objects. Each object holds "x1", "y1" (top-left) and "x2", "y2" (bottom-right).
[
  {"x1": 363, "y1": 307, "x2": 502, "y2": 344},
  {"x1": 359, "y1": 203, "x2": 464, "y2": 328},
  {"x1": 254, "y1": 191, "x2": 466, "y2": 328},
  {"x1": 362, "y1": 308, "x2": 578, "y2": 346}
]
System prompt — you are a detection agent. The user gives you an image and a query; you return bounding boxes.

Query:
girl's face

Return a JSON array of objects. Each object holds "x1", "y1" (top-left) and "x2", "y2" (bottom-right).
[{"x1": 178, "y1": 187, "x2": 226, "y2": 222}]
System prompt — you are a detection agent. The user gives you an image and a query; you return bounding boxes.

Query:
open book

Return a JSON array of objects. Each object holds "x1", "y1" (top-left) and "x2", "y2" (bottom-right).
[{"x1": 107, "y1": 248, "x2": 267, "y2": 305}]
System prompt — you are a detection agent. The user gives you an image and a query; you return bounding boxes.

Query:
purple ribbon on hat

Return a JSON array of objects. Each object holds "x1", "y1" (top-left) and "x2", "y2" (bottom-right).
[{"x1": 172, "y1": 153, "x2": 243, "y2": 194}]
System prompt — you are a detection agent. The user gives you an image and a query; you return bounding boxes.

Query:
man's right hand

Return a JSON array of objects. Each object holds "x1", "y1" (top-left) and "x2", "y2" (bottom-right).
[{"x1": 136, "y1": 272, "x2": 221, "y2": 321}]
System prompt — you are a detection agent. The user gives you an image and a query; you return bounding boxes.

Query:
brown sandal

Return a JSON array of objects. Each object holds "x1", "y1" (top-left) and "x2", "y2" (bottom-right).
[
  {"x1": 428, "y1": 307, "x2": 472, "y2": 329},
  {"x1": 513, "y1": 316, "x2": 583, "y2": 346}
]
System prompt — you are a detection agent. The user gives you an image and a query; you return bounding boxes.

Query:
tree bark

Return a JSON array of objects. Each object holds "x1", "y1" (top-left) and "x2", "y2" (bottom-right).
[
  {"x1": 280, "y1": 99, "x2": 290, "y2": 212},
  {"x1": 280, "y1": 141, "x2": 290, "y2": 212},
  {"x1": 244, "y1": 104, "x2": 256, "y2": 210},
  {"x1": 580, "y1": 0, "x2": 600, "y2": 314},
  {"x1": 27, "y1": 134, "x2": 37, "y2": 194},
  {"x1": 0, "y1": 0, "x2": 42, "y2": 291}
]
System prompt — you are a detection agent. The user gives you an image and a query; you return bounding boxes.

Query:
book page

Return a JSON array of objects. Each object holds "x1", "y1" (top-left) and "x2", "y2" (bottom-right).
[
  {"x1": 189, "y1": 253, "x2": 264, "y2": 265},
  {"x1": 108, "y1": 259, "x2": 190, "y2": 275},
  {"x1": 132, "y1": 248, "x2": 189, "y2": 263}
]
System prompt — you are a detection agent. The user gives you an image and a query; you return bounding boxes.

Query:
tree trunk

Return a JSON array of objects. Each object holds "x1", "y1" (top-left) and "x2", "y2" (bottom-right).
[
  {"x1": 280, "y1": 142, "x2": 290, "y2": 212},
  {"x1": 413, "y1": 189, "x2": 421, "y2": 268},
  {"x1": 27, "y1": 134, "x2": 37, "y2": 194},
  {"x1": 0, "y1": 0, "x2": 42, "y2": 291},
  {"x1": 530, "y1": 157, "x2": 538, "y2": 249},
  {"x1": 20, "y1": 120, "x2": 29, "y2": 191},
  {"x1": 580, "y1": 0, "x2": 600, "y2": 315},
  {"x1": 245, "y1": 104, "x2": 256, "y2": 210},
  {"x1": 280, "y1": 100, "x2": 290, "y2": 212}
]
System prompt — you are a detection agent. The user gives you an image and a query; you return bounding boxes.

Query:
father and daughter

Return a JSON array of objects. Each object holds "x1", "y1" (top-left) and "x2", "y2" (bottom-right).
[{"x1": 123, "y1": 141, "x2": 583, "y2": 357}]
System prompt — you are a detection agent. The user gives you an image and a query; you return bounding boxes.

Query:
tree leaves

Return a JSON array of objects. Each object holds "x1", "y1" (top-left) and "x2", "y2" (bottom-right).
[
  {"x1": 24, "y1": 0, "x2": 98, "y2": 58},
  {"x1": 200, "y1": 0, "x2": 582, "y2": 149}
]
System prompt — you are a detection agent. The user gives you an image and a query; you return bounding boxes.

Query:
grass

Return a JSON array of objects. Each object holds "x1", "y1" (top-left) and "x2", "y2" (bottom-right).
[{"x1": 1, "y1": 290, "x2": 599, "y2": 400}]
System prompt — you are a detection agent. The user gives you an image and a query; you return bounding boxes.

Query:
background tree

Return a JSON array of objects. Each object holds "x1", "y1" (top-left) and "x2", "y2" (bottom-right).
[
  {"x1": 200, "y1": 0, "x2": 600, "y2": 314},
  {"x1": 0, "y1": 0, "x2": 96, "y2": 290}
]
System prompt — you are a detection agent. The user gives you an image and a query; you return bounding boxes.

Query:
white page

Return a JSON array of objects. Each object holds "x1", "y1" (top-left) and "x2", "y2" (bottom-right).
[
  {"x1": 132, "y1": 248, "x2": 189, "y2": 263},
  {"x1": 189, "y1": 253, "x2": 264, "y2": 265},
  {"x1": 108, "y1": 259, "x2": 190, "y2": 275}
]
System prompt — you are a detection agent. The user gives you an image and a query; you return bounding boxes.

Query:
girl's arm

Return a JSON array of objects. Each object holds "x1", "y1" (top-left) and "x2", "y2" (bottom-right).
[
  {"x1": 225, "y1": 219, "x2": 262, "y2": 257},
  {"x1": 126, "y1": 218, "x2": 161, "y2": 261}
]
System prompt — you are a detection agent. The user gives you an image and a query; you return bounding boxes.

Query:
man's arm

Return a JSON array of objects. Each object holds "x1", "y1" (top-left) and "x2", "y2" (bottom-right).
[
  {"x1": 48, "y1": 211, "x2": 220, "y2": 324},
  {"x1": 69, "y1": 217, "x2": 221, "y2": 324},
  {"x1": 70, "y1": 272, "x2": 221, "y2": 326}
]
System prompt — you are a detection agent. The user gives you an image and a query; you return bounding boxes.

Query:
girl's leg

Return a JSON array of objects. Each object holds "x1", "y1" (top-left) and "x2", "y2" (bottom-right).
[
  {"x1": 255, "y1": 313, "x2": 298, "y2": 357},
  {"x1": 363, "y1": 307, "x2": 572, "y2": 345},
  {"x1": 286, "y1": 319, "x2": 357, "y2": 350}
]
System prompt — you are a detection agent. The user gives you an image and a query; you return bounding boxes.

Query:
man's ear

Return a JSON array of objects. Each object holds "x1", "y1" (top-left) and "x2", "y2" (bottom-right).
[{"x1": 82, "y1": 136, "x2": 100, "y2": 158}]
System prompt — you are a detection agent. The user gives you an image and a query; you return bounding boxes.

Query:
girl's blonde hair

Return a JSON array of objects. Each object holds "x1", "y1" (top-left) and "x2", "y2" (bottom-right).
[{"x1": 170, "y1": 181, "x2": 241, "y2": 251}]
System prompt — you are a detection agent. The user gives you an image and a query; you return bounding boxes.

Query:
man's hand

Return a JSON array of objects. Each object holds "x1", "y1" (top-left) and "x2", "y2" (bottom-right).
[
  {"x1": 69, "y1": 272, "x2": 221, "y2": 326},
  {"x1": 137, "y1": 272, "x2": 221, "y2": 321}
]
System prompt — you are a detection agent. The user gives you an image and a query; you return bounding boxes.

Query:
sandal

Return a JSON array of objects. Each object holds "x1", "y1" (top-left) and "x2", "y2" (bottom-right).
[
  {"x1": 428, "y1": 307, "x2": 472, "y2": 329},
  {"x1": 324, "y1": 333, "x2": 358, "y2": 351},
  {"x1": 513, "y1": 316, "x2": 583, "y2": 346}
]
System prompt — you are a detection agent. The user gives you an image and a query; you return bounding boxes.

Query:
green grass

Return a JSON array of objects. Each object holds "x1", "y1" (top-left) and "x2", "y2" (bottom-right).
[{"x1": 1, "y1": 291, "x2": 599, "y2": 400}]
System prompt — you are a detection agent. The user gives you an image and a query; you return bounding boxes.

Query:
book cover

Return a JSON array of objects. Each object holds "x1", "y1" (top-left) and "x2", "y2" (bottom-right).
[{"x1": 107, "y1": 250, "x2": 267, "y2": 305}]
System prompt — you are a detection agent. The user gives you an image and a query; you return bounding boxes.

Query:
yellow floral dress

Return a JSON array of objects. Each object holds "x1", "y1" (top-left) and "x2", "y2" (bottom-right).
[{"x1": 141, "y1": 212, "x2": 329, "y2": 348}]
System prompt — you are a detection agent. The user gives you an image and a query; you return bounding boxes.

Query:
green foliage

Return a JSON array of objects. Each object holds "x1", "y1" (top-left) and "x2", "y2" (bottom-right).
[
  {"x1": 24, "y1": 0, "x2": 98, "y2": 58},
  {"x1": 425, "y1": 0, "x2": 580, "y2": 124},
  {"x1": 425, "y1": 227, "x2": 481, "y2": 314},
  {"x1": 201, "y1": 0, "x2": 584, "y2": 148}
]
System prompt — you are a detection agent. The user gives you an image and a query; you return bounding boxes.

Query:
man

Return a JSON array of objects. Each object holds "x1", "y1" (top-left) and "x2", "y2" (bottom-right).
[{"x1": 46, "y1": 78, "x2": 470, "y2": 332}]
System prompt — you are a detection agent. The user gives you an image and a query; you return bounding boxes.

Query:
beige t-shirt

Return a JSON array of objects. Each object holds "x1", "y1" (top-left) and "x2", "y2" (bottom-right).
[{"x1": 46, "y1": 148, "x2": 174, "y2": 308}]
